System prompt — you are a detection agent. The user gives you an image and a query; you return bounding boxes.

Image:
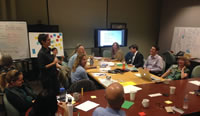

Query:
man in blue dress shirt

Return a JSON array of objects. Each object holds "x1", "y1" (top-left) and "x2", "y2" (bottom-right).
[{"x1": 93, "y1": 83, "x2": 126, "y2": 116}]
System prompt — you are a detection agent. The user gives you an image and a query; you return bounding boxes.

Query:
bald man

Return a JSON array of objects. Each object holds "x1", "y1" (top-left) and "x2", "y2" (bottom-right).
[{"x1": 93, "y1": 83, "x2": 126, "y2": 116}]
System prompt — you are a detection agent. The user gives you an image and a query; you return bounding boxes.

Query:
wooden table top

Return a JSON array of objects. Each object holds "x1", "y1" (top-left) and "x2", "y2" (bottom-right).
[
  {"x1": 73, "y1": 78, "x2": 200, "y2": 116},
  {"x1": 86, "y1": 58, "x2": 164, "y2": 87}
]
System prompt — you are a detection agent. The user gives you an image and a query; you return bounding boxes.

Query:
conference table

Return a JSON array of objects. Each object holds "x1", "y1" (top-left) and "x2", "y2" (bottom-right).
[
  {"x1": 73, "y1": 78, "x2": 200, "y2": 116},
  {"x1": 86, "y1": 57, "x2": 164, "y2": 87}
]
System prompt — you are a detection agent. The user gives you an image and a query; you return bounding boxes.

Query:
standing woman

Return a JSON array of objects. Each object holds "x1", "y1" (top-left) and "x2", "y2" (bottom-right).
[
  {"x1": 111, "y1": 42, "x2": 124, "y2": 62},
  {"x1": 37, "y1": 34, "x2": 60, "y2": 94}
]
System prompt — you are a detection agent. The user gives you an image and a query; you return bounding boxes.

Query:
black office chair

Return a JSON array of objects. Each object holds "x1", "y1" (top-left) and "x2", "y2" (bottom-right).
[
  {"x1": 3, "y1": 94, "x2": 20, "y2": 116},
  {"x1": 67, "y1": 79, "x2": 96, "y2": 93},
  {"x1": 0, "y1": 93, "x2": 5, "y2": 116}
]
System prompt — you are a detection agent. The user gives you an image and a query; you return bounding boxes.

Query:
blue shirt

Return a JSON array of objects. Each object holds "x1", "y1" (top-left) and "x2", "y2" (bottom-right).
[
  {"x1": 68, "y1": 53, "x2": 78, "y2": 69},
  {"x1": 71, "y1": 65, "x2": 89, "y2": 83},
  {"x1": 125, "y1": 52, "x2": 134, "y2": 64},
  {"x1": 93, "y1": 107, "x2": 126, "y2": 116},
  {"x1": 144, "y1": 54, "x2": 164, "y2": 72}
]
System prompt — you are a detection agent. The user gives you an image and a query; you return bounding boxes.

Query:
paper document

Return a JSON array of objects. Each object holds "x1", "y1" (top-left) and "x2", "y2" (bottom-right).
[
  {"x1": 189, "y1": 81, "x2": 200, "y2": 86},
  {"x1": 135, "y1": 73, "x2": 141, "y2": 77},
  {"x1": 98, "y1": 78, "x2": 118, "y2": 87},
  {"x1": 148, "y1": 93, "x2": 162, "y2": 97},
  {"x1": 92, "y1": 73, "x2": 106, "y2": 77},
  {"x1": 75, "y1": 100, "x2": 99, "y2": 112},
  {"x1": 123, "y1": 85, "x2": 142, "y2": 94},
  {"x1": 120, "y1": 81, "x2": 136, "y2": 86}
]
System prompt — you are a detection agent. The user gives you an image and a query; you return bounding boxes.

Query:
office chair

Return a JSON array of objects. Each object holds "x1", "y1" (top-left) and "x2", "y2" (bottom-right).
[
  {"x1": 103, "y1": 50, "x2": 111, "y2": 58},
  {"x1": 191, "y1": 65, "x2": 200, "y2": 78}
]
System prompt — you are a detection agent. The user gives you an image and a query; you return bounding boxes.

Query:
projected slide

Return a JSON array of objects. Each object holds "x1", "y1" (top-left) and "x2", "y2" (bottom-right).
[{"x1": 100, "y1": 30, "x2": 122, "y2": 46}]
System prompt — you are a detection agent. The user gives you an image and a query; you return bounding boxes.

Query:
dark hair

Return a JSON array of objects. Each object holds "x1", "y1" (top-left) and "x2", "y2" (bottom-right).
[
  {"x1": 0, "y1": 53, "x2": 13, "y2": 68},
  {"x1": 38, "y1": 34, "x2": 49, "y2": 45},
  {"x1": 32, "y1": 89, "x2": 58, "y2": 116},
  {"x1": 52, "y1": 47, "x2": 57, "y2": 51},
  {"x1": 129, "y1": 44, "x2": 138, "y2": 50},
  {"x1": 152, "y1": 45, "x2": 160, "y2": 51}
]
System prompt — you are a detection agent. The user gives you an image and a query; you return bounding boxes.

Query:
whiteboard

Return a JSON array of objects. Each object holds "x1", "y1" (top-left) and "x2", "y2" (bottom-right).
[
  {"x1": 29, "y1": 32, "x2": 64, "y2": 58},
  {"x1": 0, "y1": 21, "x2": 29, "y2": 59},
  {"x1": 171, "y1": 27, "x2": 200, "y2": 58}
]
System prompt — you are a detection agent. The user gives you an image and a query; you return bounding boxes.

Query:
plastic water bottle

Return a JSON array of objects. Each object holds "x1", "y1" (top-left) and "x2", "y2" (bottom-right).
[
  {"x1": 90, "y1": 57, "x2": 94, "y2": 66},
  {"x1": 183, "y1": 94, "x2": 189, "y2": 109},
  {"x1": 67, "y1": 97, "x2": 73, "y2": 116},
  {"x1": 59, "y1": 88, "x2": 66, "y2": 102}
]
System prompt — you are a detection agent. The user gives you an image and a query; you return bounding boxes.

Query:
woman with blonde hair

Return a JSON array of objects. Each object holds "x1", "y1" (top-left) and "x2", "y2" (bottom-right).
[
  {"x1": 0, "y1": 69, "x2": 36, "y2": 114},
  {"x1": 111, "y1": 42, "x2": 124, "y2": 62},
  {"x1": 71, "y1": 54, "x2": 89, "y2": 83},
  {"x1": 161, "y1": 56, "x2": 190, "y2": 80}
]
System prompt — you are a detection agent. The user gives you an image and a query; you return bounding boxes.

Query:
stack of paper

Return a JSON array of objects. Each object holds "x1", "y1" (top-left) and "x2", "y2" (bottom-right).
[
  {"x1": 189, "y1": 80, "x2": 200, "y2": 86},
  {"x1": 75, "y1": 100, "x2": 99, "y2": 112},
  {"x1": 123, "y1": 85, "x2": 142, "y2": 94}
]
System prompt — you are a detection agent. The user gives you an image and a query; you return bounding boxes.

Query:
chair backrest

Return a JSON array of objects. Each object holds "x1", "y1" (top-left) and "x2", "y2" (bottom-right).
[
  {"x1": 0, "y1": 93, "x2": 5, "y2": 116},
  {"x1": 191, "y1": 65, "x2": 200, "y2": 78},
  {"x1": 67, "y1": 79, "x2": 96, "y2": 93},
  {"x1": 3, "y1": 94, "x2": 20, "y2": 116},
  {"x1": 103, "y1": 50, "x2": 111, "y2": 58}
]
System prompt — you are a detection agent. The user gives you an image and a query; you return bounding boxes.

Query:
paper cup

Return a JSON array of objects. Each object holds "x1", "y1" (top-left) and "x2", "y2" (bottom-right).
[
  {"x1": 130, "y1": 91, "x2": 136, "y2": 101},
  {"x1": 142, "y1": 99, "x2": 150, "y2": 108},
  {"x1": 170, "y1": 86, "x2": 176, "y2": 95}
]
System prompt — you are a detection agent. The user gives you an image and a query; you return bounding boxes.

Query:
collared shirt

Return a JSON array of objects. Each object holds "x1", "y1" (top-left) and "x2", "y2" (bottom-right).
[
  {"x1": 166, "y1": 65, "x2": 190, "y2": 80},
  {"x1": 144, "y1": 54, "x2": 163, "y2": 72},
  {"x1": 37, "y1": 46, "x2": 57, "y2": 76},
  {"x1": 71, "y1": 65, "x2": 89, "y2": 83},
  {"x1": 68, "y1": 53, "x2": 78, "y2": 69},
  {"x1": 131, "y1": 51, "x2": 138, "y2": 64},
  {"x1": 93, "y1": 107, "x2": 126, "y2": 116}
]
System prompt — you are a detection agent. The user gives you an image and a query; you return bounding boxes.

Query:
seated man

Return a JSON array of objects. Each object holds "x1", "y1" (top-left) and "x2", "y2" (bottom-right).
[
  {"x1": 144, "y1": 45, "x2": 164, "y2": 75},
  {"x1": 68, "y1": 44, "x2": 86, "y2": 69},
  {"x1": 125, "y1": 44, "x2": 144, "y2": 68},
  {"x1": 93, "y1": 82, "x2": 126, "y2": 116},
  {"x1": 71, "y1": 54, "x2": 89, "y2": 83}
]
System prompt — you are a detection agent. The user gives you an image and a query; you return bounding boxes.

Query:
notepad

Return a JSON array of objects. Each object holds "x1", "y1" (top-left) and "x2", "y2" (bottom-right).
[
  {"x1": 75, "y1": 101, "x2": 99, "y2": 112},
  {"x1": 165, "y1": 100, "x2": 173, "y2": 104},
  {"x1": 121, "y1": 100, "x2": 134, "y2": 109},
  {"x1": 148, "y1": 93, "x2": 162, "y2": 97},
  {"x1": 120, "y1": 81, "x2": 136, "y2": 86}
]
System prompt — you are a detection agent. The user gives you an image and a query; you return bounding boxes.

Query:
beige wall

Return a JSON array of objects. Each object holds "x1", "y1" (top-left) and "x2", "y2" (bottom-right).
[
  {"x1": 108, "y1": 0, "x2": 160, "y2": 58},
  {"x1": 159, "y1": 0, "x2": 200, "y2": 54},
  {"x1": 15, "y1": 0, "x2": 48, "y2": 24},
  {"x1": 13, "y1": 0, "x2": 160, "y2": 58}
]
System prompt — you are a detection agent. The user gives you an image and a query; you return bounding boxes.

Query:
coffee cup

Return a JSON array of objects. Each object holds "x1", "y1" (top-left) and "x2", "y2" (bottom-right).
[
  {"x1": 142, "y1": 99, "x2": 150, "y2": 108},
  {"x1": 130, "y1": 91, "x2": 136, "y2": 101},
  {"x1": 170, "y1": 86, "x2": 176, "y2": 95}
]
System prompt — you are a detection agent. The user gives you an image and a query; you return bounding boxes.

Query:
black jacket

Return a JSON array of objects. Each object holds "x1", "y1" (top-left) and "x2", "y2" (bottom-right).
[{"x1": 131, "y1": 52, "x2": 144, "y2": 68}]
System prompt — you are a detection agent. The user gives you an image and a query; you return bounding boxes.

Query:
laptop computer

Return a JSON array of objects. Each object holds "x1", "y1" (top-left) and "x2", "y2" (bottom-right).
[{"x1": 138, "y1": 68, "x2": 161, "y2": 82}]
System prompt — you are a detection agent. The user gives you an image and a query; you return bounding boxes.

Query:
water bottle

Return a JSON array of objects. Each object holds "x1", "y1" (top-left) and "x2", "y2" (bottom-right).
[
  {"x1": 90, "y1": 57, "x2": 94, "y2": 66},
  {"x1": 67, "y1": 97, "x2": 73, "y2": 116},
  {"x1": 183, "y1": 94, "x2": 189, "y2": 109},
  {"x1": 59, "y1": 88, "x2": 66, "y2": 102}
]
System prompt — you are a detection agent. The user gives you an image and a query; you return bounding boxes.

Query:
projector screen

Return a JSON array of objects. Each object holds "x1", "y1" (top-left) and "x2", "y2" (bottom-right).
[{"x1": 95, "y1": 29, "x2": 127, "y2": 47}]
